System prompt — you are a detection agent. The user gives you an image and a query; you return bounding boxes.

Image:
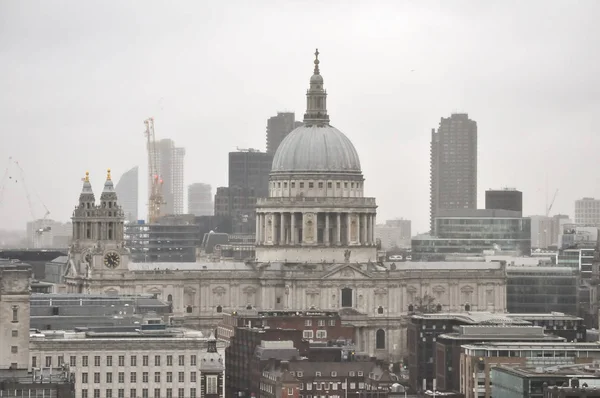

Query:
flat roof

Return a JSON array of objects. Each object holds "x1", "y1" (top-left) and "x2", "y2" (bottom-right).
[
  {"x1": 463, "y1": 342, "x2": 600, "y2": 350},
  {"x1": 411, "y1": 312, "x2": 528, "y2": 325}
]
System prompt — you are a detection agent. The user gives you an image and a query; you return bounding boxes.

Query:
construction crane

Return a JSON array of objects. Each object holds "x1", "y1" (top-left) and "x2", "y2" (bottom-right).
[
  {"x1": 0, "y1": 158, "x2": 52, "y2": 246},
  {"x1": 144, "y1": 117, "x2": 165, "y2": 224},
  {"x1": 546, "y1": 189, "x2": 559, "y2": 217}
]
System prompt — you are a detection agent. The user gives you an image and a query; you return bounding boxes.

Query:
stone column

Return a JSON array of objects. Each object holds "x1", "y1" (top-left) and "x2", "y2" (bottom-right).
[
  {"x1": 336, "y1": 213, "x2": 341, "y2": 245},
  {"x1": 271, "y1": 213, "x2": 277, "y2": 244},
  {"x1": 324, "y1": 213, "x2": 330, "y2": 246},
  {"x1": 366, "y1": 214, "x2": 372, "y2": 244},
  {"x1": 361, "y1": 213, "x2": 367, "y2": 245},
  {"x1": 291, "y1": 212, "x2": 296, "y2": 244},
  {"x1": 255, "y1": 212, "x2": 261, "y2": 244},
  {"x1": 346, "y1": 213, "x2": 351, "y2": 244},
  {"x1": 356, "y1": 213, "x2": 361, "y2": 244},
  {"x1": 371, "y1": 214, "x2": 376, "y2": 244},
  {"x1": 280, "y1": 212, "x2": 286, "y2": 244}
]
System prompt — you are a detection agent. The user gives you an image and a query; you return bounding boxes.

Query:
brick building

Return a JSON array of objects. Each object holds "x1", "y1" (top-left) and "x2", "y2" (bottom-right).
[{"x1": 217, "y1": 310, "x2": 355, "y2": 345}]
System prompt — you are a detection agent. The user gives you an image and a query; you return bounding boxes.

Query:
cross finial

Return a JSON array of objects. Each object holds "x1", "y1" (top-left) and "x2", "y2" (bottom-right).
[{"x1": 315, "y1": 48, "x2": 319, "y2": 61}]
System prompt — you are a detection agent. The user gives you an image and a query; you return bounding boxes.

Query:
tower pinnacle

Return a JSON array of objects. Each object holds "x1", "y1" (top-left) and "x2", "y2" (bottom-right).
[
  {"x1": 303, "y1": 48, "x2": 330, "y2": 127},
  {"x1": 106, "y1": 168, "x2": 112, "y2": 181}
]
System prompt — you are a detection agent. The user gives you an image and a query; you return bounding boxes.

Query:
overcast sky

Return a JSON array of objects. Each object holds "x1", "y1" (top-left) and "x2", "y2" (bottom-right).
[{"x1": 1, "y1": 0, "x2": 599, "y2": 234}]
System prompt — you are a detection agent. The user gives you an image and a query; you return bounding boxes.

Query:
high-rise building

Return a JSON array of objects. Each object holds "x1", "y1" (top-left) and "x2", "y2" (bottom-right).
[
  {"x1": 375, "y1": 219, "x2": 412, "y2": 249},
  {"x1": 266, "y1": 112, "x2": 302, "y2": 155},
  {"x1": 575, "y1": 197, "x2": 600, "y2": 227},
  {"x1": 188, "y1": 183, "x2": 213, "y2": 216},
  {"x1": 148, "y1": 139, "x2": 185, "y2": 216},
  {"x1": 115, "y1": 166, "x2": 139, "y2": 222},
  {"x1": 214, "y1": 186, "x2": 256, "y2": 234},
  {"x1": 26, "y1": 219, "x2": 72, "y2": 248},
  {"x1": 228, "y1": 149, "x2": 272, "y2": 197},
  {"x1": 429, "y1": 113, "x2": 478, "y2": 232},
  {"x1": 485, "y1": 188, "x2": 523, "y2": 214}
]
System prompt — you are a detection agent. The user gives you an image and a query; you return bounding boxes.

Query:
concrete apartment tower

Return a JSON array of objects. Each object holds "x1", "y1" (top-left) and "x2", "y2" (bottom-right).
[
  {"x1": 148, "y1": 139, "x2": 185, "y2": 216},
  {"x1": 429, "y1": 113, "x2": 478, "y2": 233},
  {"x1": 115, "y1": 166, "x2": 139, "y2": 222},
  {"x1": 575, "y1": 198, "x2": 600, "y2": 227},
  {"x1": 266, "y1": 112, "x2": 303, "y2": 155},
  {"x1": 188, "y1": 183, "x2": 213, "y2": 216}
]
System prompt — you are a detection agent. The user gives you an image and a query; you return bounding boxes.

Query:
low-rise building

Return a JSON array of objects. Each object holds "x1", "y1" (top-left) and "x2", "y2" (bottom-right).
[{"x1": 29, "y1": 325, "x2": 226, "y2": 398}]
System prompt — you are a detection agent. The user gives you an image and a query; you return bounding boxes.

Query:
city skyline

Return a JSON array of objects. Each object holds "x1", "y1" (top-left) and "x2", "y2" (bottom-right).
[{"x1": 1, "y1": 1, "x2": 599, "y2": 233}]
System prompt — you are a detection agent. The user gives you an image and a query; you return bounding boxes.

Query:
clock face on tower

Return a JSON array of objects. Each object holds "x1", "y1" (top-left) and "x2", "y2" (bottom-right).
[{"x1": 103, "y1": 252, "x2": 121, "y2": 269}]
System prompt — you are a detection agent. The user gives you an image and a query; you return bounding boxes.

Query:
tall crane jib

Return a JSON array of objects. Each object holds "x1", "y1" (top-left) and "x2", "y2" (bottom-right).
[{"x1": 144, "y1": 118, "x2": 165, "y2": 224}]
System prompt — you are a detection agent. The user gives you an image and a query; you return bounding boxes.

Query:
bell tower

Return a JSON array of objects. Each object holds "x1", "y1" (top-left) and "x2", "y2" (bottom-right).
[{"x1": 65, "y1": 169, "x2": 130, "y2": 293}]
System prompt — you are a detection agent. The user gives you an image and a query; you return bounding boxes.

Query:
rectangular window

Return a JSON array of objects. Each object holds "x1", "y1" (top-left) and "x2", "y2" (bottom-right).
[
  {"x1": 284, "y1": 182, "x2": 288, "y2": 188},
  {"x1": 167, "y1": 355, "x2": 173, "y2": 366},
  {"x1": 329, "y1": 319, "x2": 336, "y2": 326},
  {"x1": 316, "y1": 330, "x2": 327, "y2": 339},
  {"x1": 45, "y1": 356, "x2": 52, "y2": 367},
  {"x1": 166, "y1": 389, "x2": 173, "y2": 398},
  {"x1": 178, "y1": 355, "x2": 185, "y2": 366},
  {"x1": 94, "y1": 356, "x2": 101, "y2": 366},
  {"x1": 143, "y1": 372, "x2": 149, "y2": 383},
  {"x1": 304, "y1": 320, "x2": 312, "y2": 326},
  {"x1": 130, "y1": 372, "x2": 137, "y2": 383},
  {"x1": 107, "y1": 373, "x2": 113, "y2": 383},
  {"x1": 299, "y1": 182, "x2": 304, "y2": 188},
  {"x1": 142, "y1": 389, "x2": 148, "y2": 398},
  {"x1": 106, "y1": 390, "x2": 113, "y2": 398},
  {"x1": 167, "y1": 372, "x2": 173, "y2": 382},
  {"x1": 118, "y1": 356, "x2": 125, "y2": 367},
  {"x1": 94, "y1": 373, "x2": 100, "y2": 384},
  {"x1": 118, "y1": 372, "x2": 124, "y2": 383},
  {"x1": 178, "y1": 388, "x2": 184, "y2": 398},
  {"x1": 288, "y1": 388, "x2": 294, "y2": 395},
  {"x1": 107, "y1": 356, "x2": 113, "y2": 366},
  {"x1": 328, "y1": 182, "x2": 332, "y2": 188},
  {"x1": 130, "y1": 356, "x2": 136, "y2": 366},
  {"x1": 11, "y1": 330, "x2": 18, "y2": 337},
  {"x1": 336, "y1": 182, "x2": 341, "y2": 188},
  {"x1": 178, "y1": 372, "x2": 184, "y2": 382},
  {"x1": 143, "y1": 356, "x2": 149, "y2": 366},
  {"x1": 12, "y1": 306, "x2": 18, "y2": 322},
  {"x1": 82, "y1": 390, "x2": 88, "y2": 398},
  {"x1": 58, "y1": 356, "x2": 64, "y2": 366},
  {"x1": 154, "y1": 356, "x2": 161, "y2": 366},
  {"x1": 82, "y1": 373, "x2": 88, "y2": 384},
  {"x1": 94, "y1": 390, "x2": 100, "y2": 398},
  {"x1": 153, "y1": 389, "x2": 160, "y2": 398},
  {"x1": 206, "y1": 375, "x2": 218, "y2": 395},
  {"x1": 118, "y1": 389, "x2": 124, "y2": 398},
  {"x1": 344, "y1": 182, "x2": 348, "y2": 188},
  {"x1": 291, "y1": 182, "x2": 296, "y2": 188},
  {"x1": 70, "y1": 356, "x2": 77, "y2": 367},
  {"x1": 190, "y1": 388, "x2": 196, "y2": 398},
  {"x1": 154, "y1": 372, "x2": 161, "y2": 383},
  {"x1": 190, "y1": 372, "x2": 196, "y2": 383},
  {"x1": 318, "y1": 320, "x2": 325, "y2": 326},
  {"x1": 303, "y1": 330, "x2": 314, "y2": 339},
  {"x1": 11, "y1": 346, "x2": 17, "y2": 353},
  {"x1": 190, "y1": 355, "x2": 197, "y2": 366},
  {"x1": 308, "y1": 182, "x2": 314, "y2": 188},
  {"x1": 32, "y1": 356, "x2": 37, "y2": 368},
  {"x1": 130, "y1": 389, "x2": 136, "y2": 398},
  {"x1": 318, "y1": 182, "x2": 323, "y2": 188}
]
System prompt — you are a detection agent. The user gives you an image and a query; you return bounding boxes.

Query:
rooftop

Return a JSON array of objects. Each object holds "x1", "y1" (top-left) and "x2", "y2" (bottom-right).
[
  {"x1": 411, "y1": 312, "x2": 527, "y2": 325},
  {"x1": 494, "y1": 363, "x2": 600, "y2": 378},
  {"x1": 463, "y1": 342, "x2": 600, "y2": 351},
  {"x1": 438, "y1": 325, "x2": 564, "y2": 341}
]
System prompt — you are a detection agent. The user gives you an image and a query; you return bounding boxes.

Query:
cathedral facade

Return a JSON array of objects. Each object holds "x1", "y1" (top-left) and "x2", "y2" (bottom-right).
[{"x1": 64, "y1": 51, "x2": 507, "y2": 361}]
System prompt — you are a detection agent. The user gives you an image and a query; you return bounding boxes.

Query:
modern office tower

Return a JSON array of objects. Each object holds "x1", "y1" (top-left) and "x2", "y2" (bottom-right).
[
  {"x1": 188, "y1": 183, "x2": 213, "y2": 216},
  {"x1": 115, "y1": 166, "x2": 139, "y2": 222},
  {"x1": 429, "y1": 113, "x2": 478, "y2": 232},
  {"x1": 375, "y1": 219, "x2": 412, "y2": 249},
  {"x1": 148, "y1": 139, "x2": 185, "y2": 215},
  {"x1": 485, "y1": 188, "x2": 523, "y2": 214},
  {"x1": 266, "y1": 112, "x2": 302, "y2": 155},
  {"x1": 575, "y1": 197, "x2": 600, "y2": 227},
  {"x1": 228, "y1": 149, "x2": 273, "y2": 198}
]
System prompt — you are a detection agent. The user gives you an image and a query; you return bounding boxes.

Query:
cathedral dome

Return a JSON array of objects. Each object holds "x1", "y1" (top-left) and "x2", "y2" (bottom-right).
[
  {"x1": 271, "y1": 124, "x2": 362, "y2": 174},
  {"x1": 270, "y1": 49, "x2": 362, "y2": 176}
]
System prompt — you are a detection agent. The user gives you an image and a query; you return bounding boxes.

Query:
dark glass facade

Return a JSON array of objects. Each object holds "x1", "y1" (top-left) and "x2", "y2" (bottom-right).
[
  {"x1": 412, "y1": 212, "x2": 531, "y2": 260},
  {"x1": 507, "y1": 267, "x2": 578, "y2": 315},
  {"x1": 485, "y1": 189, "x2": 523, "y2": 213}
]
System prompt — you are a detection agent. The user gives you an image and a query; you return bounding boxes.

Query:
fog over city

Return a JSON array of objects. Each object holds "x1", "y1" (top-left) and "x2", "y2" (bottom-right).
[{"x1": 1, "y1": 0, "x2": 599, "y2": 233}]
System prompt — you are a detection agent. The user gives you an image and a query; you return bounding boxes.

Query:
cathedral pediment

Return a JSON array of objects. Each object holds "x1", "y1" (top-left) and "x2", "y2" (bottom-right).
[{"x1": 322, "y1": 264, "x2": 371, "y2": 280}]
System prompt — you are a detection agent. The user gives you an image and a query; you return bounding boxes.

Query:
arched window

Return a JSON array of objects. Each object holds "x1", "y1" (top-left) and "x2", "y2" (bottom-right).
[
  {"x1": 408, "y1": 304, "x2": 414, "y2": 312},
  {"x1": 167, "y1": 294, "x2": 173, "y2": 302},
  {"x1": 186, "y1": 305, "x2": 192, "y2": 313},
  {"x1": 464, "y1": 303, "x2": 471, "y2": 312},
  {"x1": 216, "y1": 305, "x2": 222, "y2": 313},
  {"x1": 341, "y1": 288, "x2": 353, "y2": 308},
  {"x1": 377, "y1": 306, "x2": 384, "y2": 314},
  {"x1": 376, "y1": 329, "x2": 385, "y2": 350}
]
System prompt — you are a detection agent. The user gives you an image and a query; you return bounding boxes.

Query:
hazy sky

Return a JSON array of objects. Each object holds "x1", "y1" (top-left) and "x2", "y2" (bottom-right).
[{"x1": 1, "y1": 0, "x2": 599, "y2": 234}]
